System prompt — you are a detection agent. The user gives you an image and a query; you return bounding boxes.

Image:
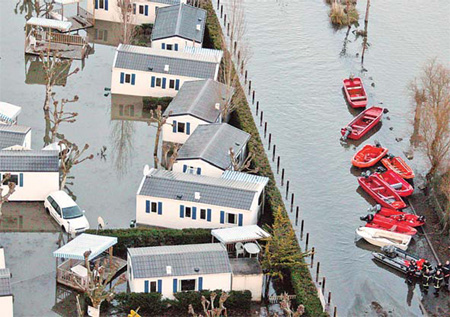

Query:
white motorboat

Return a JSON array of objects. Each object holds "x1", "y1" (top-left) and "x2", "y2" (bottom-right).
[{"x1": 356, "y1": 227, "x2": 412, "y2": 250}]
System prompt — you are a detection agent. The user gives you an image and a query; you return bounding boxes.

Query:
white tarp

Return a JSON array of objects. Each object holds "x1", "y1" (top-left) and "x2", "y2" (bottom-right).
[
  {"x1": 53, "y1": 233, "x2": 117, "y2": 261},
  {"x1": 211, "y1": 225, "x2": 270, "y2": 244},
  {"x1": 26, "y1": 17, "x2": 72, "y2": 32},
  {"x1": 0, "y1": 102, "x2": 22, "y2": 123}
]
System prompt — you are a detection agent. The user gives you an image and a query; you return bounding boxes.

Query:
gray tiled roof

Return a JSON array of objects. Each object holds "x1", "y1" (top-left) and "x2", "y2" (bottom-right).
[
  {"x1": 164, "y1": 79, "x2": 233, "y2": 122},
  {"x1": 0, "y1": 150, "x2": 59, "y2": 172},
  {"x1": 114, "y1": 45, "x2": 221, "y2": 79},
  {"x1": 0, "y1": 124, "x2": 30, "y2": 150},
  {"x1": 138, "y1": 169, "x2": 259, "y2": 210},
  {"x1": 152, "y1": 4, "x2": 206, "y2": 43},
  {"x1": 128, "y1": 243, "x2": 232, "y2": 278},
  {"x1": 0, "y1": 268, "x2": 12, "y2": 296},
  {"x1": 177, "y1": 123, "x2": 250, "y2": 170}
]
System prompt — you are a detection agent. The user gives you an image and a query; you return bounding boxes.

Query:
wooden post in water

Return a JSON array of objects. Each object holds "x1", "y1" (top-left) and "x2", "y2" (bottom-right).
[
  {"x1": 217, "y1": 0, "x2": 220, "y2": 10},
  {"x1": 300, "y1": 219, "x2": 304, "y2": 237},
  {"x1": 316, "y1": 262, "x2": 320, "y2": 283},
  {"x1": 322, "y1": 277, "x2": 326, "y2": 294},
  {"x1": 328, "y1": 292, "x2": 332, "y2": 305},
  {"x1": 256, "y1": 101, "x2": 259, "y2": 115},
  {"x1": 240, "y1": 59, "x2": 244, "y2": 75},
  {"x1": 252, "y1": 90, "x2": 255, "y2": 104},
  {"x1": 310, "y1": 247, "x2": 315, "y2": 268},
  {"x1": 295, "y1": 206, "x2": 299, "y2": 224},
  {"x1": 290, "y1": 193, "x2": 294, "y2": 212},
  {"x1": 281, "y1": 168, "x2": 285, "y2": 186},
  {"x1": 305, "y1": 233, "x2": 309, "y2": 251},
  {"x1": 224, "y1": 14, "x2": 226, "y2": 27},
  {"x1": 260, "y1": 111, "x2": 263, "y2": 126},
  {"x1": 272, "y1": 144, "x2": 276, "y2": 162},
  {"x1": 220, "y1": 5, "x2": 223, "y2": 18},
  {"x1": 334, "y1": 306, "x2": 337, "y2": 317},
  {"x1": 264, "y1": 122, "x2": 267, "y2": 138},
  {"x1": 227, "y1": 22, "x2": 230, "y2": 36},
  {"x1": 268, "y1": 133, "x2": 272, "y2": 150},
  {"x1": 285, "y1": 180, "x2": 289, "y2": 199},
  {"x1": 277, "y1": 156, "x2": 280, "y2": 174},
  {"x1": 248, "y1": 80, "x2": 252, "y2": 95},
  {"x1": 245, "y1": 70, "x2": 248, "y2": 84}
]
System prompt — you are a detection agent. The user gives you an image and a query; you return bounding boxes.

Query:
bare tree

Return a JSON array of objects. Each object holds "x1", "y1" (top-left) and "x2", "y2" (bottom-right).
[
  {"x1": 437, "y1": 168, "x2": 450, "y2": 233},
  {"x1": 409, "y1": 59, "x2": 450, "y2": 183},
  {"x1": 229, "y1": 147, "x2": 259, "y2": 174},
  {"x1": 280, "y1": 293, "x2": 305, "y2": 317},
  {"x1": 361, "y1": 0, "x2": 371, "y2": 64},
  {"x1": 0, "y1": 174, "x2": 16, "y2": 217},
  {"x1": 188, "y1": 292, "x2": 229, "y2": 317},
  {"x1": 117, "y1": 0, "x2": 136, "y2": 44},
  {"x1": 47, "y1": 95, "x2": 79, "y2": 144},
  {"x1": 111, "y1": 120, "x2": 135, "y2": 175},
  {"x1": 161, "y1": 142, "x2": 180, "y2": 170},
  {"x1": 76, "y1": 250, "x2": 127, "y2": 317},
  {"x1": 59, "y1": 140, "x2": 94, "y2": 189},
  {"x1": 147, "y1": 105, "x2": 172, "y2": 169},
  {"x1": 15, "y1": 0, "x2": 54, "y2": 21}
]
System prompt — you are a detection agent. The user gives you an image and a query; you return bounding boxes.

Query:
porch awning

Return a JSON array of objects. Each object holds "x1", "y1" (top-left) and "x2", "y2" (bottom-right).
[
  {"x1": 0, "y1": 102, "x2": 22, "y2": 123},
  {"x1": 53, "y1": 234, "x2": 118, "y2": 261},
  {"x1": 211, "y1": 225, "x2": 270, "y2": 244},
  {"x1": 26, "y1": 17, "x2": 72, "y2": 32}
]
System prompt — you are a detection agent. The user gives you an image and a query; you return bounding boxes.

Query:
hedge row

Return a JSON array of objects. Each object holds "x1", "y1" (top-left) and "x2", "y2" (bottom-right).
[
  {"x1": 143, "y1": 96, "x2": 173, "y2": 112},
  {"x1": 86, "y1": 228, "x2": 211, "y2": 258},
  {"x1": 201, "y1": 1, "x2": 325, "y2": 315},
  {"x1": 114, "y1": 290, "x2": 252, "y2": 316}
]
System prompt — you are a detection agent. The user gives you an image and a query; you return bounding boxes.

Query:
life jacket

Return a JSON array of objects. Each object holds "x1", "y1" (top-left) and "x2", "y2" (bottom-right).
[
  {"x1": 422, "y1": 262, "x2": 432, "y2": 271},
  {"x1": 423, "y1": 273, "x2": 432, "y2": 286},
  {"x1": 434, "y1": 275, "x2": 443, "y2": 288}
]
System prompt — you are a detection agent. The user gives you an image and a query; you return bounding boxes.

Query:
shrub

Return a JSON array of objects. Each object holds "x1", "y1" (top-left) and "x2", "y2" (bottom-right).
[
  {"x1": 143, "y1": 96, "x2": 173, "y2": 112},
  {"x1": 115, "y1": 292, "x2": 164, "y2": 315},
  {"x1": 329, "y1": 2, "x2": 359, "y2": 26}
]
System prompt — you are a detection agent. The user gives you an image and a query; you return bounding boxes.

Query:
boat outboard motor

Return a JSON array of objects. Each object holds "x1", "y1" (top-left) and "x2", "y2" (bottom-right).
[
  {"x1": 374, "y1": 140, "x2": 382, "y2": 148},
  {"x1": 383, "y1": 108, "x2": 389, "y2": 114},
  {"x1": 341, "y1": 126, "x2": 353, "y2": 141},
  {"x1": 376, "y1": 166, "x2": 387, "y2": 173},
  {"x1": 381, "y1": 245, "x2": 397, "y2": 257},
  {"x1": 388, "y1": 153, "x2": 396, "y2": 159},
  {"x1": 362, "y1": 170, "x2": 371, "y2": 178},
  {"x1": 367, "y1": 204, "x2": 382, "y2": 213},
  {"x1": 360, "y1": 214, "x2": 374, "y2": 222}
]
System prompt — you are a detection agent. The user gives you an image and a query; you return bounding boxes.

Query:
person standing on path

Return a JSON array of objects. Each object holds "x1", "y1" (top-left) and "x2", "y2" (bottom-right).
[
  {"x1": 422, "y1": 269, "x2": 432, "y2": 294},
  {"x1": 433, "y1": 270, "x2": 444, "y2": 297},
  {"x1": 443, "y1": 261, "x2": 450, "y2": 290},
  {"x1": 422, "y1": 260, "x2": 432, "y2": 274}
]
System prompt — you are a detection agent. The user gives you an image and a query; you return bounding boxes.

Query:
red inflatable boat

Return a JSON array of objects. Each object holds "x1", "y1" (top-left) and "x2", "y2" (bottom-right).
[
  {"x1": 376, "y1": 207, "x2": 425, "y2": 227},
  {"x1": 341, "y1": 106, "x2": 384, "y2": 140},
  {"x1": 375, "y1": 169, "x2": 414, "y2": 197},
  {"x1": 358, "y1": 174, "x2": 406, "y2": 209},
  {"x1": 361, "y1": 214, "x2": 417, "y2": 235},
  {"x1": 352, "y1": 143, "x2": 388, "y2": 168},
  {"x1": 343, "y1": 77, "x2": 368, "y2": 108},
  {"x1": 381, "y1": 155, "x2": 415, "y2": 179}
]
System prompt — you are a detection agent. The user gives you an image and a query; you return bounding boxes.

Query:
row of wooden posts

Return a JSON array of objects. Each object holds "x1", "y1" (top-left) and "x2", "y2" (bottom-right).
[{"x1": 215, "y1": 0, "x2": 337, "y2": 315}]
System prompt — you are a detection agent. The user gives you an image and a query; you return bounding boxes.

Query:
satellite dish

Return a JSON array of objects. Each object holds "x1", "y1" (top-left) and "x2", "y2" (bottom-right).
[
  {"x1": 97, "y1": 217, "x2": 105, "y2": 230},
  {"x1": 143, "y1": 164, "x2": 151, "y2": 176}
]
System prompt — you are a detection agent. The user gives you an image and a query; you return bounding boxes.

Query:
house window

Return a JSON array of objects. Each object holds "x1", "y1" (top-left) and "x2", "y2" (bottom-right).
[
  {"x1": 227, "y1": 213, "x2": 237, "y2": 224},
  {"x1": 2, "y1": 174, "x2": 18, "y2": 185},
  {"x1": 99, "y1": 0, "x2": 104, "y2": 9},
  {"x1": 185, "y1": 207, "x2": 192, "y2": 218},
  {"x1": 125, "y1": 74, "x2": 131, "y2": 83},
  {"x1": 169, "y1": 79, "x2": 175, "y2": 89},
  {"x1": 139, "y1": 5, "x2": 144, "y2": 14},
  {"x1": 149, "y1": 281, "x2": 157, "y2": 292},
  {"x1": 200, "y1": 209, "x2": 206, "y2": 220},
  {"x1": 150, "y1": 202, "x2": 157, "y2": 213},
  {"x1": 180, "y1": 279, "x2": 196, "y2": 291},
  {"x1": 156, "y1": 78, "x2": 162, "y2": 87},
  {"x1": 177, "y1": 122, "x2": 185, "y2": 133},
  {"x1": 124, "y1": 104, "x2": 135, "y2": 117},
  {"x1": 186, "y1": 166, "x2": 196, "y2": 174},
  {"x1": 166, "y1": 44, "x2": 173, "y2": 51},
  {"x1": 95, "y1": 29, "x2": 108, "y2": 41}
]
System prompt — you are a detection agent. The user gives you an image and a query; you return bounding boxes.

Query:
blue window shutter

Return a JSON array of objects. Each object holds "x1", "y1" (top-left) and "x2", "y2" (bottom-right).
[
  {"x1": 162, "y1": 43, "x2": 166, "y2": 50},
  {"x1": 105, "y1": 0, "x2": 108, "y2": 11},
  {"x1": 198, "y1": 277, "x2": 203, "y2": 291},
  {"x1": 120, "y1": 72, "x2": 124, "y2": 84},
  {"x1": 186, "y1": 122, "x2": 190, "y2": 135},
  {"x1": 144, "y1": 280, "x2": 149, "y2": 293},
  {"x1": 145, "y1": 5, "x2": 148, "y2": 16},
  {"x1": 183, "y1": 164, "x2": 187, "y2": 173},
  {"x1": 220, "y1": 211, "x2": 225, "y2": 224},
  {"x1": 173, "y1": 278, "x2": 178, "y2": 293},
  {"x1": 175, "y1": 44, "x2": 178, "y2": 51},
  {"x1": 172, "y1": 120, "x2": 177, "y2": 133},
  {"x1": 95, "y1": 0, "x2": 98, "y2": 9},
  {"x1": 238, "y1": 213, "x2": 243, "y2": 226},
  {"x1": 158, "y1": 202, "x2": 163, "y2": 215},
  {"x1": 133, "y1": 3, "x2": 136, "y2": 14},
  {"x1": 175, "y1": 79, "x2": 180, "y2": 90},
  {"x1": 207, "y1": 209, "x2": 212, "y2": 222},
  {"x1": 157, "y1": 279, "x2": 162, "y2": 293},
  {"x1": 180, "y1": 205, "x2": 184, "y2": 218},
  {"x1": 192, "y1": 207, "x2": 197, "y2": 220},
  {"x1": 197, "y1": 167, "x2": 201, "y2": 175},
  {"x1": 131, "y1": 74, "x2": 136, "y2": 85},
  {"x1": 151, "y1": 76, "x2": 155, "y2": 87},
  {"x1": 162, "y1": 78, "x2": 166, "y2": 89},
  {"x1": 145, "y1": 200, "x2": 150, "y2": 213},
  {"x1": 19, "y1": 173, "x2": 24, "y2": 187}
]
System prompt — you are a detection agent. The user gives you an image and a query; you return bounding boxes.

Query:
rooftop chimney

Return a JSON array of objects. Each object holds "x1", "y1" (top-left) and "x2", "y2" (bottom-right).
[
  {"x1": 196, "y1": 24, "x2": 201, "y2": 31},
  {"x1": 166, "y1": 266, "x2": 172, "y2": 275},
  {"x1": 194, "y1": 192, "x2": 201, "y2": 200},
  {"x1": 164, "y1": 64, "x2": 170, "y2": 72}
]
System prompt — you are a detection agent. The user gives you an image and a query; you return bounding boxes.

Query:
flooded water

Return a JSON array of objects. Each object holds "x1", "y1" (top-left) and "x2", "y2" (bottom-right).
[
  {"x1": 239, "y1": 0, "x2": 450, "y2": 315},
  {"x1": 0, "y1": 0, "x2": 449, "y2": 316}
]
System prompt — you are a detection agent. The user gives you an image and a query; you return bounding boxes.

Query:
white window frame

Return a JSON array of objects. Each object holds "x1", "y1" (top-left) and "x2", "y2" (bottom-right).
[
  {"x1": 166, "y1": 44, "x2": 173, "y2": 51},
  {"x1": 200, "y1": 208, "x2": 207, "y2": 220},
  {"x1": 124, "y1": 73, "x2": 131, "y2": 84},
  {"x1": 180, "y1": 278, "x2": 196, "y2": 291},
  {"x1": 226, "y1": 212, "x2": 237, "y2": 225},
  {"x1": 184, "y1": 206, "x2": 192, "y2": 218},
  {"x1": 177, "y1": 122, "x2": 186, "y2": 133},
  {"x1": 139, "y1": 5, "x2": 145, "y2": 15},
  {"x1": 186, "y1": 166, "x2": 196, "y2": 174},
  {"x1": 99, "y1": 0, "x2": 105, "y2": 9},
  {"x1": 169, "y1": 79, "x2": 175, "y2": 89}
]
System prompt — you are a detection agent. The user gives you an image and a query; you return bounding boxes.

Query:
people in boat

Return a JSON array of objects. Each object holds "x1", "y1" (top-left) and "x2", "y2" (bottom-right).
[
  {"x1": 434, "y1": 270, "x2": 443, "y2": 297},
  {"x1": 443, "y1": 261, "x2": 450, "y2": 290},
  {"x1": 422, "y1": 269, "x2": 432, "y2": 293}
]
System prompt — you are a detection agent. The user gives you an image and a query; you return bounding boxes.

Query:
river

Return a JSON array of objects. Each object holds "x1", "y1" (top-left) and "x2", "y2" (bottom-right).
[{"x1": 0, "y1": 0, "x2": 449, "y2": 316}]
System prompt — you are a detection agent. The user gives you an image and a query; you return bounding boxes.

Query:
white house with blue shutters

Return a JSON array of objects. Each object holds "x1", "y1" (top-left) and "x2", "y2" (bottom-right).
[
  {"x1": 136, "y1": 168, "x2": 268, "y2": 229},
  {"x1": 162, "y1": 79, "x2": 233, "y2": 145},
  {"x1": 87, "y1": 0, "x2": 187, "y2": 25},
  {"x1": 172, "y1": 123, "x2": 250, "y2": 177},
  {"x1": 111, "y1": 44, "x2": 223, "y2": 97},
  {"x1": 127, "y1": 243, "x2": 232, "y2": 299},
  {"x1": 151, "y1": 4, "x2": 206, "y2": 51},
  {"x1": 0, "y1": 150, "x2": 60, "y2": 201}
]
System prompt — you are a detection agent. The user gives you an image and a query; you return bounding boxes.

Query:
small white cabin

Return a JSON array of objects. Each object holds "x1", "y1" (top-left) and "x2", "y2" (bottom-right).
[
  {"x1": 136, "y1": 168, "x2": 268, "y2": 229},
  {"x1": 0, "y1": 102, "x2": 22, "y2": 124},
  {"x1": 127, "y1": 243, "x2": 232, "y2": 299},
  {"x1": 0, "y1": 125, "x2": 32, "y2": 150},
  {"x1": 162, "y1": 79, "x2": 233, "y2": 145},
  {"x1": 87, "y1": 0, "x2": 187, "y2": 25},
  {"x1": 151, "y1": 4, "x2": 206, "y2": 51},
  {"x1": 0, "y1": 150, "x2": 60, "y2": 201},
  {"x1": 0, "y1": 248, "x2": 13, "y2": 317},
  {"x1": 111, "y1": 44, "x2": 223, "y2": 97},
  {"x1": 172, "y1": 123, "x2": 250, "y2": 177}
]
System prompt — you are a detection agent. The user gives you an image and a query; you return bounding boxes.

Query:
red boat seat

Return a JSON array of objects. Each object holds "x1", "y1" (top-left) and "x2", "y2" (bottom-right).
[
  {"x1": 350, "y1": 96, "x2": 367, "y2": 101},
  {"x1": 348, "y1": 86, "x2": 362, "y2": 89},
  {"x1": 352, "y1": 124, "x2": 365, "y2": 129}
]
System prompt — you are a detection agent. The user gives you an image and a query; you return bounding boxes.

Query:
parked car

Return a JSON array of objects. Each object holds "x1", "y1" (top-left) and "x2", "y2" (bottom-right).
[{"x1": 44, "y1": 191, "x2": 90, "y2": 234}]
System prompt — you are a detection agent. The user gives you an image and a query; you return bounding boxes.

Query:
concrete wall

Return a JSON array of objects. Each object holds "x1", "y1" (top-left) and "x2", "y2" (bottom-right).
[
  {"x1": 162, "y1": 115, "x2": 210, "y2": 144},
  {"x1": 232, "y1": 274, "x2": 263, "y2": 301},
  {"x1": 172, "y1": 159, "x2": 224, "y2": 178},
  {"x1": 152, "y1": 36, "x2": 202, "y2": 51},
  {"x1": 136, "y1": 194, "x2": 259, "y2": 229},
  {"x1": 0, "y1": 172, "x2": 59, "y2": 201}
]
